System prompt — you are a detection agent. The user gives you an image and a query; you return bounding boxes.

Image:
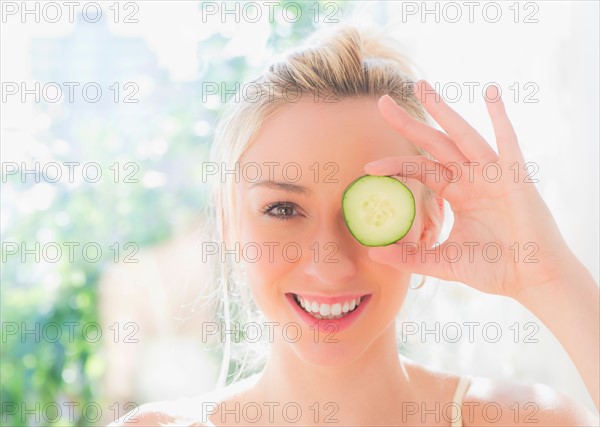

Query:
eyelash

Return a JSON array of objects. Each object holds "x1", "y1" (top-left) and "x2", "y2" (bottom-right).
[{"x1": 261, "y1": 202, "x2": 300, "y2": 221}]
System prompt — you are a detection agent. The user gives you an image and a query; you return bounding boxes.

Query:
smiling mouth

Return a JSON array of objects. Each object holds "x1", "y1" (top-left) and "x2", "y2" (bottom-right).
[{"x1": 289, "y1": 293, "x2": 366, "y2": 320}]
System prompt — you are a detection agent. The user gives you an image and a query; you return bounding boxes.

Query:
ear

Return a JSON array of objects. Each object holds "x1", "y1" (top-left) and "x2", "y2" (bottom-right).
[{"x1": 420, "y1": 194, "x2": 444, "y2": 248}]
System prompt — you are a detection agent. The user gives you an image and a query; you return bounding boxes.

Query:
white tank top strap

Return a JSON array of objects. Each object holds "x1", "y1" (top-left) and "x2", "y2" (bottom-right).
[{"x1": 450, "y1": 375, "x2": 471, "y2": 427}]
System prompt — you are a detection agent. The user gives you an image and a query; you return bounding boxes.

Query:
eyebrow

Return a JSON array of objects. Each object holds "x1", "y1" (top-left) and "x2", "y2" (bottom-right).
[{"x1": 248, "y1": 180, "x2": 311, "y2": 195}]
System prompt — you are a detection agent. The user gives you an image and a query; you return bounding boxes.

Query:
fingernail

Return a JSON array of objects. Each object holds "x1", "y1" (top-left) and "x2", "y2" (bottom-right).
[{"x1": 365, "y1": 160, "x2": 383, "y2": 168}]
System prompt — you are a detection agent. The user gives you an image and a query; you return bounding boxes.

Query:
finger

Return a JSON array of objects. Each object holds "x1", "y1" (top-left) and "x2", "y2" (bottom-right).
[
  {"x1": 414, "y1": 80, "x2": 500, "y2": 164},
  {"x1": 378, "y1": 94, "x2": 470, "y2": 165},
  {"x1": 484, "y1": 85, "x2": 525, "y2": 163},
  {"x1": 367, "y1": 242, "x2": 453, "y2": 282},
  {"x1": 364, "y1": 155, "x2": 456, "y2": 200}
]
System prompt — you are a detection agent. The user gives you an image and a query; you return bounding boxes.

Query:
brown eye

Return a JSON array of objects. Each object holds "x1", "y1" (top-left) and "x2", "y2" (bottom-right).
[
  {"x1": 262, "y1": 202, "x2": 299, "y2": 221},
  {"x1": 275, "y1": 205, "x2": 294, "y2": 216}
]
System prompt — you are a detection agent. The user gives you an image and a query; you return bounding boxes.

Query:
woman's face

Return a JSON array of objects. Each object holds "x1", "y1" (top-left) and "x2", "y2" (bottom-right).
[{"x1": 234, "y1": 96, "x2": 434, "y2": 366}]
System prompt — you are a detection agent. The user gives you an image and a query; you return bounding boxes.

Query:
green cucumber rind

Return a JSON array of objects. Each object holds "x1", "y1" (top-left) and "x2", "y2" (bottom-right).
[{"x1": 342, "y1": 175, "x2": 416, "y2": 247}]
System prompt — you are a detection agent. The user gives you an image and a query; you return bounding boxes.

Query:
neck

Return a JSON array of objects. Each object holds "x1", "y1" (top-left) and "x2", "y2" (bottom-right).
[{"x1": 251, "y1": 323, "x2": 412, "y2": 425}]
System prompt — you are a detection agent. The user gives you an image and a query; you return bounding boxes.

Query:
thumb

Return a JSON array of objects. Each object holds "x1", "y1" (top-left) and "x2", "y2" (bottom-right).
[{"x1": 368, "y1": 242, "x2": 448, "y2": 280}]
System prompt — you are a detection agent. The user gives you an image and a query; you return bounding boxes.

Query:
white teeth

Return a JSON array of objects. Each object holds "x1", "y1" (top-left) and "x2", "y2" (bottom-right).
[
  {"x1": 293, "y1": 294, "x2": 364, "y2": 320},
  {"x1": 331, "y1": 303, "x2": 342, "y2": 316}
]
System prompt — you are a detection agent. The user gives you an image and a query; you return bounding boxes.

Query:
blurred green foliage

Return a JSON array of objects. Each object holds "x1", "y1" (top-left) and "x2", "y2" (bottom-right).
[{"x1": 1, "y1": 1, "x2": 348, "y2": 425}]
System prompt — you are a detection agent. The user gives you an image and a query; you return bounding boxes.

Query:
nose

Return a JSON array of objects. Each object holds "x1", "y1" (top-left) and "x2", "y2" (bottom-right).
[{"x1": 302, "y1": 215, "x2": 358, "y2": 286}]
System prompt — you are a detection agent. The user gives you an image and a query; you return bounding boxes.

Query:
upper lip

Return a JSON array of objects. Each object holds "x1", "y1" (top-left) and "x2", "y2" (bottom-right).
[{"x1": 287, "y1": 292, "x2": 371, "y2": 304}]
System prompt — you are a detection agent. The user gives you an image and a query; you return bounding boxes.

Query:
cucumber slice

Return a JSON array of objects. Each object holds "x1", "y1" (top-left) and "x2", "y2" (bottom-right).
[{"x1": 342, "y1": 175, "x2": 415, "y2": 247}]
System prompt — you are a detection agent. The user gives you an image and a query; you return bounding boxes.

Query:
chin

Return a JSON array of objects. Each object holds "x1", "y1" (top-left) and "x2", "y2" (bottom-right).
[{"x1": 289, "y1": 339, "x2": 369, "y2": 367}]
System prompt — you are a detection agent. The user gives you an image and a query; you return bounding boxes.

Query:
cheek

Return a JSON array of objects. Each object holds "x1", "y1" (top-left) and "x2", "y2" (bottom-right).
[
  {"x1": 238, "y1": 216, "x2": 297, "y2": 313},
  {"x1": 244, "y1": 252, "x2": 303, "y2": 323},
  {"x1": 362, "y1": 200, "x2": 427, "y2": 305},
  {"x1": 244, "y1": 254, "x2": 289, "y2": 293},
  {"x1": 238, "y1": 218, "x2": 297, "y2": 280},
  {"x1": 369, "y1": 262, "x2": 411, "y2": 306}
]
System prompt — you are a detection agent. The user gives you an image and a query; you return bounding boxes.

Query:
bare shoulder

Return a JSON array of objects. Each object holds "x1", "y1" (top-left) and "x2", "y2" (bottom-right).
[
  {"x1": 463, "y1": 375, "x2": 599, "y2": 426},
  {"x1": 398, "y1": 356, "x2": 598, "y2": 426},
  {"x1": 107, "y1": 374, "x2": 262, "y2": 427}
]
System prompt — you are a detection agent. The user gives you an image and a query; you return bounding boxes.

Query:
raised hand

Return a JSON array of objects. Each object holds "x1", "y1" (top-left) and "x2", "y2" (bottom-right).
[{"x1": 365, "y1": 80, "x2": 579, "y2": 300}]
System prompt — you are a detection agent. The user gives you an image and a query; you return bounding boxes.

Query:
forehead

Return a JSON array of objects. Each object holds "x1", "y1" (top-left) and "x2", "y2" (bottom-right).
[{"x1": 240, "y1": 97, "x2": 418, "y2": 179}]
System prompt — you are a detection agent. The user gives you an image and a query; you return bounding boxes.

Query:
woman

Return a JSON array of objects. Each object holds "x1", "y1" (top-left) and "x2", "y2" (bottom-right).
[{"x1": 110, "y1": 24, "x2": 599, "y2": 426}]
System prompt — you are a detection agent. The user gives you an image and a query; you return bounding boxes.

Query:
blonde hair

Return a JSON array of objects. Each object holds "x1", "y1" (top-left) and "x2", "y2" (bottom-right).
[{"x1": 200, "y1": 23, "x2": 441, "y2": 395}]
